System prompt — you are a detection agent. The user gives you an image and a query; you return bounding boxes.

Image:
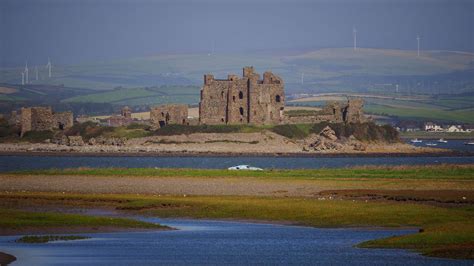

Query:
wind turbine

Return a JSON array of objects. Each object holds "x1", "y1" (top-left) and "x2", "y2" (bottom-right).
[
  {"x1": 24, "y1": 61, "x2": 29, "y2": 84},
  {"x1": 416, "y1": 35, "x2": 420, "y2": 57},
  {"x1": 46, "y1": 58, "x2": 52, "y2": 78},
  {"x1": 21, "y1": 72, "x2": 25, "y2": 85},
  {"x1": 208, "y1": 40, "x2": 215, "y2": 56},
  {"x1": 353, "y1": 26, "x2": 357, "y2": 51}
]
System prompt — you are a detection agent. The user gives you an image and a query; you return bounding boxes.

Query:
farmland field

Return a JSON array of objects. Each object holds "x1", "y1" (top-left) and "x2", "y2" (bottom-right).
[
  {"x1": 1, "y1": 48, "x2": 473, "y2": 94},
  {"x1": 290, "y1": 93, "x2": 474, "y2": 123}
]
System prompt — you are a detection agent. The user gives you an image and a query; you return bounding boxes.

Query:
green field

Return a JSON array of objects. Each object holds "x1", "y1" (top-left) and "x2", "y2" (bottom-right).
[
  {"x1": 63, "y1": 85, "x2": 200, "y2": 105},
  {"x1": 292, "y1": 93, "x2": 474, "y2": 123},
  {"x1": 12, "y1": 164, "x2": 474, "y2": 180},
  {"x1": 0, "y1": 208, "x2": 168, "y2": 231}
]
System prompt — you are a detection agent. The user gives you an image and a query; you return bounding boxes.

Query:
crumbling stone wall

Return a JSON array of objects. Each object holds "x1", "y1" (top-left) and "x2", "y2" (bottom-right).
[
  {"x1": 150, "y1": 104, "x2": 188, "y2": 128},
  {"x1": 199, "y1": 66, "x2": 285, "y2": 125},
  {"x1": 54, "y1": 112, "x2": 73, "y2": 130},
  {"x1": 284, "y1": 99, "x2": 366, "y2": 124},
  {"x1": 21, "y1": 107, "x2": 54, "y2": 136},
  {"x1": 30, "y1": 107, "x2": 54, "y2": 132},
  {"x1": 344, "y1": 98, "x2": 365, "y2": 123},
  {"x1": 20, "y1": 108, "x2": 32, "y2": 136},
  {"x1": 19, "y1": 106, "x2": 74, "y2": 136}
]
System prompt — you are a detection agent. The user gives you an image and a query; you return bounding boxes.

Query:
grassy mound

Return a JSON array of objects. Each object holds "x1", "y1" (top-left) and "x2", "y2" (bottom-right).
[{"x1": 17, "y1": 235, "x2": 90, "y2": 244}]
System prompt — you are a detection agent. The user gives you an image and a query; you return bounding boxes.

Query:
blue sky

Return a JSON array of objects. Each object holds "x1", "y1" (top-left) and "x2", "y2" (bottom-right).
[{"x1": 1, "y1": 0, "x2": 473, "y2": 66}]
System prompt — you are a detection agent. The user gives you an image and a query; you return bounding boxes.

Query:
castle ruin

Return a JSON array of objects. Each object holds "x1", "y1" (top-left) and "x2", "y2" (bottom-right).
[
  {"x1": 150, "y1": 104, "x2": 188, "y2": 128},
  {"x1": 107, "y1": 106, "x2": 133, "y2": 127},
  {"x1": 199, "y1": 66, "x2": 285, "y2": 125},
  {"x1": 285, "y1": 99, "x2": 366, "y2": 124},
  {"x1": 18, "y1": 107, "x2": 73, "y2": 136}
]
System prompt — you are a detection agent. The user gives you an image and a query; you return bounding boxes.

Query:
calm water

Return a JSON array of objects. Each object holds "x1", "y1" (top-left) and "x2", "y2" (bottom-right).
[
  {"x1": 0, "y1": 218, "x2": 471, "y2": 265},
  {"x1": 0, "y1": 140, "x2": 472, "y2": 171},
  {"x1": 1, "y1": 154, "x2": 474, "y2": 171},
  {"x1": 406, "y1": 139, "x2": 474, "y2": 152}
]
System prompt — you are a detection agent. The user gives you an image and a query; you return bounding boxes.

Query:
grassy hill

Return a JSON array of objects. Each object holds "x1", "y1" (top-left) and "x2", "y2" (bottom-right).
[
  {"x1": 1, "y1": 48, "x2": 473, "y2": 93},
  {"x1": 1, "y1": 48, "x2": 472, "y2": 120}
]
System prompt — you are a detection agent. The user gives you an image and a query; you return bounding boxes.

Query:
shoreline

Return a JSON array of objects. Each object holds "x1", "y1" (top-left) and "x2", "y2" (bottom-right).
[
  {"x1": 0, "y1": 252, "x2": 16, "y2": 265},
  {"x1": 0, "y1": 150, "x2": 472, "y2": 158}
]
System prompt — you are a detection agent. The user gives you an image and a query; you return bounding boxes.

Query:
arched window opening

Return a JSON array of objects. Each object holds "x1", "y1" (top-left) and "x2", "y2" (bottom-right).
[
  {"x1": 221, "y1": 91, "x2": 224, "y2": 99},
  {"x1": 233, "y1": 96, "x2": 236, "y2": 102},
  {"x1": 239, "y1": 91, "x2": 243, "y2": 99},
  {"x1": 275, "y1": 95, "x2": 281, "y2": 102},
  {"x1": 239, "y1": 107, "x2": 244, "y2": 116}
]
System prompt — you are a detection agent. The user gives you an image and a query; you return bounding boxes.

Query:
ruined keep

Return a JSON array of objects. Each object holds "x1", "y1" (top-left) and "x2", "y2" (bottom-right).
[
  {"x1": 150, "y1": 104, "x2": 188, "y2": 128},
  {"x1": 19, "y1": 107, "x2": 73, "y2": 136},
  {"x1": 199, "y1": 66, "x2": 285, "y2": 125}
]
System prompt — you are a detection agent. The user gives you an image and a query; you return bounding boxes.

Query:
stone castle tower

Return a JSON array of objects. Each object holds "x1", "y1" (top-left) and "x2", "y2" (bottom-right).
[{"x1": 199, "y1": 66, "x2": 285, "y2": 125}]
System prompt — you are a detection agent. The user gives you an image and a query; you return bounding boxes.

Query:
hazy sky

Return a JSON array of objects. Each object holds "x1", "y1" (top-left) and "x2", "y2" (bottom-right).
[{"x1": 1, "y1": 0, "x2": 473, "y2": 66}]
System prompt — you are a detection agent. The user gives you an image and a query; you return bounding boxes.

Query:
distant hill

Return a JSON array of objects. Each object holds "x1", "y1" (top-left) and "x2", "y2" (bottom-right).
[{"x1": 1, "y1": 48, "x2": 473, "y2": 95}]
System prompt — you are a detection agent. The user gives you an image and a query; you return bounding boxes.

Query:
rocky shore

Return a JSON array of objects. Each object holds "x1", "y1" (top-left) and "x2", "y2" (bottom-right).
[{"x1": 0, "y1": 127, "x2": 458, "y2": 157}]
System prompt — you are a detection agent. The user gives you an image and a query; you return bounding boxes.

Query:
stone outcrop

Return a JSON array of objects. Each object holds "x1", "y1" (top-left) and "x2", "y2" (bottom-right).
[
  {"x1": 347, "y1": 135, "x2": 367, "y2": 151},
  {"x1": 310, "y1": 138, "x2": 344, "y2": 151},
  {"x1": 67, "y1": 136, "x2": 84, "y2": 146},
  {"x1": 320, "y1": 126, "x2": 338, "y2": 141},
  {"x1": 199, "y1": 66, "x2": 285, "y2": 125},
  {"x1": 304, "y1": 126, "x2": 360, "y2": 151}
]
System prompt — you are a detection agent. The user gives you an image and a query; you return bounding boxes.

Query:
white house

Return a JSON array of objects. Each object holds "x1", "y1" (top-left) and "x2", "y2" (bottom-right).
[
  {"x1": 424, "y1": 122, "x2": 443, "y2": 132},
  {"x1": 446, "y1": 125, "x2": 464, "y2": 133}
]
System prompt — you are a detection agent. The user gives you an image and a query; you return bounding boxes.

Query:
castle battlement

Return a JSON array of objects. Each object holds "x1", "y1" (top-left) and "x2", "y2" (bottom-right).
[{"x1": 199, "y1": 66, "x2": 285, "y2": 125}]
